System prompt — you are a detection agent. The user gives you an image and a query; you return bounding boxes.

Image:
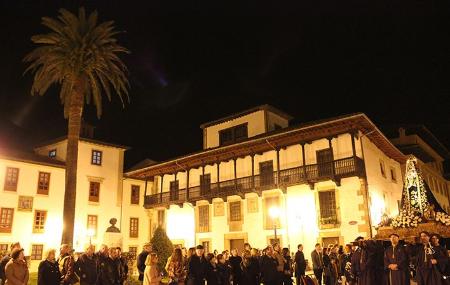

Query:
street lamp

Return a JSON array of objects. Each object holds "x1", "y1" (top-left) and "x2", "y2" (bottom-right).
[
  {"x1": 87, "y1": 228, "x2": 95, "y2": 245},
  {"x1": 269, "y1": 206, "x2": 280, "y2": 242}
]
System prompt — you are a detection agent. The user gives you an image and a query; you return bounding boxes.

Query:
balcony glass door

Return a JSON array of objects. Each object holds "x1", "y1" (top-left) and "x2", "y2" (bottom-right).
[
  {"x1": 316, "y1": 148, "x2": 334, "y2": 177},
  {"x1": 259, "y1": 161, "x2": 274, "y2": 187}
]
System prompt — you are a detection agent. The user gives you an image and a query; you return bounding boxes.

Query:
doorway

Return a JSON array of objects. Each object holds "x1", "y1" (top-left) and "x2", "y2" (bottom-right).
[
  {"x1": 317, "y1": 148, "x2": 334, "y2": 177},
  {"x1": 229, "y1": 239, "x2": 245, "y2": 253}
]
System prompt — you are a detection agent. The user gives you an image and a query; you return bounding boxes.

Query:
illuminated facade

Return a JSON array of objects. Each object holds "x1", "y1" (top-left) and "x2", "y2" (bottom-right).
[{"x1": 127, "y1": 105, "x2": 406, "y2": 256}]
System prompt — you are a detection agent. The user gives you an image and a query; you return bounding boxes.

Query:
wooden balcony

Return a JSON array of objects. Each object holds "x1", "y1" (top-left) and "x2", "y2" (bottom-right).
[{"x1": 144, "y1": 156, "x2": 365, "y2": 208}]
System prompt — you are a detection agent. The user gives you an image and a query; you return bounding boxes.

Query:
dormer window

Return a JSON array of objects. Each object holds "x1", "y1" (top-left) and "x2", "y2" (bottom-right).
[
  {"x1": 91, "y1": 150, "x2": 102, "y2": 165},
  {"x1": 219, "y1": 124, "x2": 248, "y2": 146},
  {"x1": 48, "y1": 149, "x2": 56, "y2": 158}
]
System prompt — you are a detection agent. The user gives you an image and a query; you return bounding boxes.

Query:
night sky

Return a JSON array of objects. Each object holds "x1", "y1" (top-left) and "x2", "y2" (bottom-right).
[{"x1": 0, "y1": 1, "x2": 449, "y2": 168}]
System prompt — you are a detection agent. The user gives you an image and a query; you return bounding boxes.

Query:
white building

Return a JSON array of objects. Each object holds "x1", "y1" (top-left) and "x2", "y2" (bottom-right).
[
  {"x1": 126, "y1": 105, "x2": 406, "y2": 256},
  {"x1": 0, "y1": 137, "x2": 151, "y2": 271}
]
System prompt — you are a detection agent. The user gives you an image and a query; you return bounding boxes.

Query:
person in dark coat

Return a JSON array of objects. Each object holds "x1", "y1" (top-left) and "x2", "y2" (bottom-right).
[
  {"x1": 229, "y1": 248, "x2": 243, "y2": 285},
  {"x1": 205, "y1": 253, "x2": 219, "y2": 285},
  {"x1": 431, "y1": 234, "x2": 449, "y2": 280},
  {"x1": 281, "y1": 248, "x2": 293, "y2": 285},
  {"x1": 97, "y1": 247, "x2": 120, "y2": 285},
  {"x1": 311, "y1": 243, "x2": 324, "y2": 285},
  {"x1": 241, "y1": 250, "x2": 260, "y2": 285},
  {"x1": 414, "y1": 231, "x2": 445, "y2": 285},
  {"x1": 216, "y1": 254, "x2": 231, "y2": 285},
  {"x1": 75, "y1": 245, "x2": 97, "y2": 285},
  {"x1": 294, "y1": 244, "x2": 306, "y2": 285},
  {"x1": 260, "y1": 246, "x2": 279, "y2": 285},
  {"x1": 116, "y1": 248, "x2": 129, "y2": 285},
  {"x1": 384, "y1": 234, "x2": 408, "y2": 285},
  {"x1": 38, "y1": 248, "x2": 61, "y2": 285},
  {"x1": 0, "y1": 243, "x2": 20, "y2": 285},
  {"x1": 322, "y1": 248, "x2": 332, "y2": 285},
  {"x1": 351, "y1": 237, "x2": 377, "y2": 285},
  {"x1": 187, "y1": 245, "x2": 206, "y2": 285},
  {"x1": 137, "y1": 243, "x2": 152, "y2": 282}
]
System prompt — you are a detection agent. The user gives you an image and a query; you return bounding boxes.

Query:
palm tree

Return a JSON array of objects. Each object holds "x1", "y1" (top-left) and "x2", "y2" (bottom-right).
[{"x1": 24, "y1": 8, "x2": 130, "y2": 244}]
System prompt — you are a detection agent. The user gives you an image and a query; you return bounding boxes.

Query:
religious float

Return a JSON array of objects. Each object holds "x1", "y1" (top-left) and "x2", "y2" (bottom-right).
[{"x1": 376, "y1": 156, "x2": 450, "y2": 241}]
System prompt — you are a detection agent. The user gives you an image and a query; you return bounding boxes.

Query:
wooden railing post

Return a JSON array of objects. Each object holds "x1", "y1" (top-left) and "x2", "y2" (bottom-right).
[
  {"x1": 186, "y1": 169, "x2": 190, "y2": 201},
  {"x1": 251, "y1": 154, "x2": 255, "y2": 189},
  {"x1": 217, "y1": 160, "x2": 220, "y2": 192},
  {"x1": 301, "y1": 143, "x2": 307, "y2": 180},
  {"x1": 276, "y1": 148, "x2": 280, "y2": 187},
  {"x1": 160, "y1": 174, "x2": 164, "y2": 203}
]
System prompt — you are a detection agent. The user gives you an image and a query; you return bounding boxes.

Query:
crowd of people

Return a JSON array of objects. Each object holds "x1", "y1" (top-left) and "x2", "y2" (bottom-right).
[
  {"x1": 0, "y1": 243, "x2": 128, "y2": 285},
  {"x1": 139, "y1": 231, "x2": 449, "y2": 285},
  {"x1": 0, "y1": 230, "x2": 447, "y2": 285}
]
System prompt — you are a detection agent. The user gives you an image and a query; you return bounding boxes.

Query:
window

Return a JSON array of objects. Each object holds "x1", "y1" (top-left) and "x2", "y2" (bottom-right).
[
  {"x1": 0, "y1": 244, "x2": 8, "y2": 253},
  {"x1": 128, "y1": 246, "x2": 138, "y2": 260},
  {"x1": 379, "y1": 160, "x2": 386, "y2": 178},
  {"x1": 31, "y1": 244, "x2": 43, "y2": 260},
  {"x1": 131, "y1": 185, "x2": 140, "y2": 205},
  {"x1": 264, "y1": 196, "x2": 280, "y2": 229},
  {"x1": 48, "y1": 149, "x2": 56, "y2": 158},
  {"x1": 157, "y1": 210, "x2": 165, "y2": 227},
  {"x1": 4, "y1": 167, "x2": 19, "y2": 191},
  {"x1": 87, "y1": 215, "x2": 98, "y2": 237},
  {"x1": 319, "y1": 190, "x2": 337, "y2": 224},
  {"x1": 33, "y1": 210, "x2": 47, "y2": 233},
  {"x1": 130, "y1": 218, "x2": 139, "y2": 238},
  {"x1": 198, "y1": 205, "x2": 210, "y2": 232},
  {"x1": 0, "y1": 208, "x2": 14, "y2": 233},
  {"x1": 37, "y1": 172, "x2": 51, "y2": 195},
  {"x1": 18, "y1": 196, "x2": 33, "y2": 211},
  {"x1": 229, "y1": 201, "x2": 242, "y2": 222},
  {"x1": 390, "y1": 168, "x2": 397, "y2": 182},
  {"x1": 91, "y1": 150, "x2": 102, "y2": 165},
  {"x1": 260, "y1": 161, "x2": 274, "y2": 187},
  {"x1": 219, "y1": 124, "x2": 248, "y2": 146},
  {"x1": 89, "y1": 181, "x2": 100, "y2": 202}
]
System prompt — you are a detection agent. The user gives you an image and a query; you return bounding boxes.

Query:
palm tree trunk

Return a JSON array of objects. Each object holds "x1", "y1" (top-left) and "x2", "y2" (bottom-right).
[{"x1": 61, "y1": 81, "x2": 84, "y2": 245}]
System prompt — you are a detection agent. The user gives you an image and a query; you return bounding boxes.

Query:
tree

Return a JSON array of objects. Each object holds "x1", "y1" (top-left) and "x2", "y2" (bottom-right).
[
  {"x1": 24, "y1": 8, "x2": 129, "y2": 244},
  {"x1": 150, "y1": 226, "x2": 174, "y2": 273}
]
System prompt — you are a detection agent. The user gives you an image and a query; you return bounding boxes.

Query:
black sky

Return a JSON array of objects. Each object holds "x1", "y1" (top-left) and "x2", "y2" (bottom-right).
[{"x1": 0, "y1": 1, "x2": 449, "y2": 168}]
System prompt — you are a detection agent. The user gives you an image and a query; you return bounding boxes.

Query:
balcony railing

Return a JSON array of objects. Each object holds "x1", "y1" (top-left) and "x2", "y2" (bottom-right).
[{"x1": 144, "y1": 156, "x2": 365, "y2": 208}]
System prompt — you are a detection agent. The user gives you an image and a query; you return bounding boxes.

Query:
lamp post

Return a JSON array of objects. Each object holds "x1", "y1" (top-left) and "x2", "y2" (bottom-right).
[
  {"x1": 87, "y1": 228, "x2": 95, "y2": 246},
  {"x1": 269, "y1": 206, "x2": 280, "y2": 242}
]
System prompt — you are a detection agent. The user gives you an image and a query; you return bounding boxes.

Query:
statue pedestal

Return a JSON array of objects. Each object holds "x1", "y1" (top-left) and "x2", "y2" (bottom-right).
[{"x1": 103, "y1": 232, "x2": 123, "y2": 248}]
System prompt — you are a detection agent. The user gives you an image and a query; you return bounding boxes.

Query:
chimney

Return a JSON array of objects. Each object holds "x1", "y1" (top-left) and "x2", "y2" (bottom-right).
[{"x1": 398, "y1": 127, "x2": 406, "y2": 138}]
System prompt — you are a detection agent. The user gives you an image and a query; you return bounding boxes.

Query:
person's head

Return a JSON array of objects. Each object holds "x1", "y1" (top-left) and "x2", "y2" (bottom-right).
[
  {"x1": 195, "y1": 245, "x2": 204, "y2": 257},
  {"x1": 315, "y1": 243, "x2": 322, "y2": 252},
  {"x1": 344, "y1": 244, "x2": 352, "y2": 254},
  {"x1": 273, "y1": 243, "x2": 280, "y2": 252},
  {"x1": 116, "y1": 247, "x2": 122, "y2": 255},
  {"x1": 11, "y1": 248, "x2": 24, "y2": 261},
  {"x1": 60, "y1": 244, "x2": 70, "y2": 255},
  {"x1": 231, "y1": 248, "x2": 238, "y2": 257},
  {"x1": 213, "y1": 249, "x2": 218, "y2": 256},
  {"x1": 217, "y1": 254, "x2": 226, "y2": 264},
  {"x1": 430, "y1": 234, "x2": 440, "y2": 246},
  {"x1": 145, "y1": 253, "x2": 158, "y2": 266},
  {"x1": 297, "y1": 244, "x2": 303, "y2": 251},
  {"x1": 250, "y1": 248, "x2": 259, "y2": 257},
  {"x1": 244, "y1": 243, "x2": 251, "y2": 251},
  {"x1": 10, "y1": 242, "x2": 21, "y2": 252},
  {"x1": 282, "y1": 248, "x2": 290, "y2": 257},
  {"x1": 172, "y1": 248, "x2": 183, "y2": 263},
  {"x1": 44, "y1": 248, "x2": 56, "y2": 262},
  {"x1": 181, "y1": 247, "x2": 187, "y2": 257},
  {"x1": 222, "y1": 250, "x2": 229, "y2": 259},
  {"x1": 206, "y1": 253, "x2": 216, "y2": 264},
  {"x1": 99, "y1": 244, "x2": 109, "y2": 256},
  {"x1": 338, "y1": 245, "x2": 344, "y2": 255},
  {"x1": 109, "y1": 247, "x2": 119, "y2": 259},
  {"x1": 355, "y1": 236, "x2": 364, "y2": 246},
  {"x1": 266, "y1": 245, "x2": 274, "y2": 256},
  {"x1": 390, "y1": 233, "x2": 400, "y2": 246},
  {"x1": 188, "y1": 247, "x2": 196, "y2": 258},
  {"x1": 420, "y1": 231, "x2": 430, "y2": 244},
  {"x1": 85, "y1": 244, "x2": 95, "y2": 257},
  {"x1": 143, "y1": 243, "x2": 152, "y2": 253},
  {"x1": 323, "y1": 247, "x2": 329, "y2": 255}
]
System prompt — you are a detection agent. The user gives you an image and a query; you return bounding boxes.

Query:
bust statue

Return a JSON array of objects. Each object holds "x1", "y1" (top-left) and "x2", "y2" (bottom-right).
[{"x1": 106, "y1": 218, "x2": 121, "y2": 233}]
